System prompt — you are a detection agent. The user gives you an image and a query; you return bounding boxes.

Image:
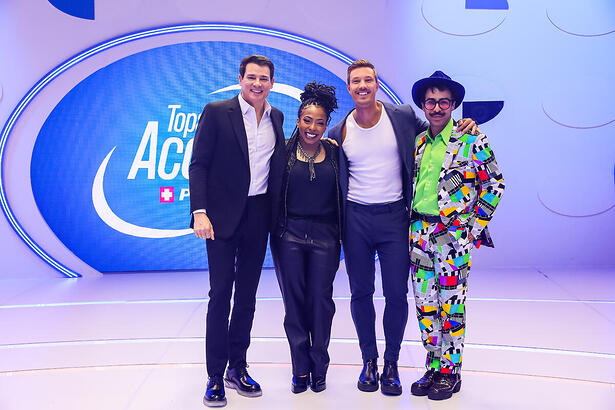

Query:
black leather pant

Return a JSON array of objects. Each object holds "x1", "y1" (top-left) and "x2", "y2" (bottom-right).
[{"x1": 272, "y1": 217, "x2": 340, "y2": 378}]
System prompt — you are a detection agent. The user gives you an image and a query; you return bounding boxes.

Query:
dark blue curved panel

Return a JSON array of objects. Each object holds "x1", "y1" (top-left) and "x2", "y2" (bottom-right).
[
  {"x1": 48, "y1": 0, "x2": 95, "y2": 20},
  {"x1": 466, "y1": 0, "x2": 509, "y2": 10},
  {"x1": 462, "y1": 101, "x2": 504, "y2": 125}
]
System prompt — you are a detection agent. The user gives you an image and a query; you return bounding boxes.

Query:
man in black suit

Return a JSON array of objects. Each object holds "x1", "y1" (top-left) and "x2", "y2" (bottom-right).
[{"x1": 189, "y1": 55, "x2": 285, "y2": 408}]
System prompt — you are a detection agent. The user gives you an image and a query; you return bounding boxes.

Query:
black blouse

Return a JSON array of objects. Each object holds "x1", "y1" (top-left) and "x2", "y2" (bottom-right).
[{"x1": 287, "y1": 158, "x2": 337, "y2": 221}]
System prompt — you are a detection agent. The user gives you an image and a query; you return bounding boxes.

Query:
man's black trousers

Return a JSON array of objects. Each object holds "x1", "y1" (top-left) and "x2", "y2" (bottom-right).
[{"x1": 205, "y1": 194, "x2": 270, "y2": 377}]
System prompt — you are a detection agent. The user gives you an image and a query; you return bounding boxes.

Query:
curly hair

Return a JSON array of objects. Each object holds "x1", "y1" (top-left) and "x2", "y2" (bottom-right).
[{"x1": 297, "y1": 81, "x2": 338, "y2": 124}]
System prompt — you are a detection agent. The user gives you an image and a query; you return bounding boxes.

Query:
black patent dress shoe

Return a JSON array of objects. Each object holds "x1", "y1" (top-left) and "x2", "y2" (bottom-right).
[
  {"x1": 428, "y1": 373, "x2": 461, "y2": 400},
  {"x1": 410, "y1": 369, "x2": 436, "y2": 396},
  {"x1": 224, "y1": 367, "x2": 262, "y2": 397},
  {"x1": 380, "y1": 360, "x2": 402, "y2": 396},
  {"x1": 203, "y1": 376, "x2": 227, "y2": 407},
  {"x1": 310, "y1": 375, "x2": 326, "y2": 393},
  {"x1": 291, "y1": 375, "x2": 309, "y2": 394},
  {"x1": 357, "y1": 359, "x2": 379, "y2": 392}
]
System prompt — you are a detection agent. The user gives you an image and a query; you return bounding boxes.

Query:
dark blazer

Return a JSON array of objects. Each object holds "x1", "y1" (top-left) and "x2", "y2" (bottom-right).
[
  {"x1": 327, "y1": 102, "x2": 428, "y2": 222},
  {"x1": 189, "y1": 95, "x2": 286, "y2": 239}
]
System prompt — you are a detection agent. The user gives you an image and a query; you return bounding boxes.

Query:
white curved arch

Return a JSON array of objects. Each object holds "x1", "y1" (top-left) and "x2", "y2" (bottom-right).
[
  {"x1": 92, "y1": 147, "x2": 193, "y2": 238},
  {"x1": 210, "y1": 82, "x2": 302, "y2": 101}
]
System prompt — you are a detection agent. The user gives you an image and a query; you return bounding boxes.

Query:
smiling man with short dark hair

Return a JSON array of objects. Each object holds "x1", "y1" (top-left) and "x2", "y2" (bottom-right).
[{"x1": 189, "y1": 55, "x2": 286, "y2": 408}]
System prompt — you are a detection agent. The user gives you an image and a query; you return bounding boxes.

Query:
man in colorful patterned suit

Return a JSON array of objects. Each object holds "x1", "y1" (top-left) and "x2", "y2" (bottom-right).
[{"x1": 408, "y1": 71, "x2": 505, "y2": 400}]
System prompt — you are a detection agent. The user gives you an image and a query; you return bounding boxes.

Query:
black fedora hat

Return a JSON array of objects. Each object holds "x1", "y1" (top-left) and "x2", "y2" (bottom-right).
[{"x1": 411, "y1": 70, "x2": 465, "y2": 109}]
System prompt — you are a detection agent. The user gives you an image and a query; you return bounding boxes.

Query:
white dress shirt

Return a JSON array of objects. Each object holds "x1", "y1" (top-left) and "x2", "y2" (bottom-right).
[
  {"x1": 238, "y1": 92, "x2": 276, "y2": 196},
  {"x1": 193, "y1": 94, "x2": 277, "y2": 215}
]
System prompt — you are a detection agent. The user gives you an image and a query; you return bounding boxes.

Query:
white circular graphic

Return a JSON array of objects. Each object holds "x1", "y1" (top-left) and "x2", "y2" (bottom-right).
[
  {"x1": 547, "y1": 0, "x2": 615, "y2": 36},
  {"x1": 421, "y1": 0, "x2": 508, "y2": 37},
  {"x1": 542, "y1": 74, "x2": 615, "y2": 129}
]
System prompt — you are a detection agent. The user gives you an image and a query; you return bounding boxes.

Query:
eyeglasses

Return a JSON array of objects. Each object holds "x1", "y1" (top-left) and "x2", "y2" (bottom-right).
[{"x1": 423, "y1": 98, "x2": 452, "y2": 110}]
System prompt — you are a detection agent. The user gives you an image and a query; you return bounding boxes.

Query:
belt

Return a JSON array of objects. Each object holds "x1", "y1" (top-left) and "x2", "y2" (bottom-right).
[
  {"x1": 411, "y1": 211, "x2": 441, "y2": 224},
  {"x1": 347, "y1": 199, "x2": 405, "y2": 213}
]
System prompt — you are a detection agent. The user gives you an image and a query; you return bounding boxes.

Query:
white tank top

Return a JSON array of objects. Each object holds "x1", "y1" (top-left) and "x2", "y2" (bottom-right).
[{"x1": 343, "y1": 108, "x2": 403, "y2": 205}]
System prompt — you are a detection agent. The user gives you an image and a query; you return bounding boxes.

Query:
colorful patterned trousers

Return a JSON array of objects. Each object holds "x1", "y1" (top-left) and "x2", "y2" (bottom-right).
[{"x1": 409, "y1": 219, "x2": 472, "y2": 375}]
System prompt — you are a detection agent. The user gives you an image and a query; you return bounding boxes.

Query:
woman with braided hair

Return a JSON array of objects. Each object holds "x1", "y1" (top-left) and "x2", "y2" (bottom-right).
[{"x1": 272, "y1": 81, "x2": 341, "y2": 394}]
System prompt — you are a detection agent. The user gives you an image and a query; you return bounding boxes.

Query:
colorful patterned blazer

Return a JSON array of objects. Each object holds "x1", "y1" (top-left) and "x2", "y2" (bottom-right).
[{"x1": 411, "y1": 128, "x2": 505, "y2": 248}]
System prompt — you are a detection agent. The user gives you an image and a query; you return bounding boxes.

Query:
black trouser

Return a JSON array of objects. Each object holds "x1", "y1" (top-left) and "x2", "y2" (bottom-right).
[
  {"x1": 343, "y1": 199, "x2": 410, "y2": 362},
  {"x1": 205, "y1": 194, "x2": 270, "y2": 377},
  {"x1": 272, "y1": 217, "x2": 340, "y2": 378}
]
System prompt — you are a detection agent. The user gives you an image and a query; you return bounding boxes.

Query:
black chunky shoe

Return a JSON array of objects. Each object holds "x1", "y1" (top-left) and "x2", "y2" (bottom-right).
[
  {"x1": 291, "y1": 375, "x2": 309, "y2": 394},
  {"x1": 310, "y1": 375, "x2": 326, "y2": 393},
  {"x1": 410, "y1": 369, "x2": 436, "y2": 396},
  {"x1": 224, "y1": 367, "x2": 262, "y2": 397},
  {"x1": 203, "y1": 376, "x2": 226, "y2": 407},
  {"x1": 357, "y1": 359, "x2": 379, "y2": 392},
  {"x1": 380, "y1": 360, "x2": 402, "y2": 396},
  {"x1": 428, "y1": 373, "x2": 461, "y2": 400}
]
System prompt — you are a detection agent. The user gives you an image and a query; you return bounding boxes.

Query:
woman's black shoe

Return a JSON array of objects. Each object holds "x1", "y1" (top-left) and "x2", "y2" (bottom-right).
[
  {"x1": 291, "y1": 375, "x2": 310, "y2": 394},
  {"x1": 310, "y1": 375, "x2": 326, "y2": 393}
]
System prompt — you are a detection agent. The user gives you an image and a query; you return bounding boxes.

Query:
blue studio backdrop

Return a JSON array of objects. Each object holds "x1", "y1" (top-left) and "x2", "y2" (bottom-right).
[{"x1": 31, "y1": 41, "x2": 356, "y2": 272}]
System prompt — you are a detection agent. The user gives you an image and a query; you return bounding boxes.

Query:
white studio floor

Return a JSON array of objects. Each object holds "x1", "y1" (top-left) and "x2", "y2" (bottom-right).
[{"x1": 1, "y1": 265, "x2": 614, "y2": 410}]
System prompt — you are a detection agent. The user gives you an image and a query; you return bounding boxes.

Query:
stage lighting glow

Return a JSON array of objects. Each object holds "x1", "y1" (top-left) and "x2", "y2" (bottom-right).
[
  {"x1": 1, "y1": 296, "x2": 612, "y2": 310},
  {"x1": 1, "y1": 337, "x2": 612, "y2": 360}
]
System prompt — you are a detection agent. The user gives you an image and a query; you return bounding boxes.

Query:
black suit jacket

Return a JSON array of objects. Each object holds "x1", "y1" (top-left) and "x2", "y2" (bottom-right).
[
  {"x1": 327, "y1": 102, "x2": 428, "y2": 223},
  {"x1": 188, "y1": 95, "x2": 286, "y2": 239}
]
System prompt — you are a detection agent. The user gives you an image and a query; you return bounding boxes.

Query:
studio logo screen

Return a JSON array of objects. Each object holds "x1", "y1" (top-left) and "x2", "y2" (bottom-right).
[{"x1": 31, "y1": 41, "x2": 355, "y2": 272}]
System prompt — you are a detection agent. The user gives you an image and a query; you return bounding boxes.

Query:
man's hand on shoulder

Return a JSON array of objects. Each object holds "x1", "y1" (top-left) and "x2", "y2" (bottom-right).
[
  {"x1": 193, "y1": 213, "x2": 215, "y2": 240},
  {"x1": 456, "y1": 118, "x2": 481, "y2": 136},
  {"x1": 321, "y1": 137, "x2": 338, "y2": 147}
]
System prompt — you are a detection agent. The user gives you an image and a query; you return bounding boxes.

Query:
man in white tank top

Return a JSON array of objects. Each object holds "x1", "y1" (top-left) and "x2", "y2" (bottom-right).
[
  {"x1": 327, "y1": 60, "x2": 478, "y2": 397},
  {"x1": 343, "y1": 104, "x2": 403, "y2": 205}
]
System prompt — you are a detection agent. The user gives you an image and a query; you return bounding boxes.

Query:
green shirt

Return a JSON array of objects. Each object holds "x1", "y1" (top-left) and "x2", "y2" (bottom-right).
[{"x1": 412, "y1": 118, "x2": 453, "y2": 215}]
